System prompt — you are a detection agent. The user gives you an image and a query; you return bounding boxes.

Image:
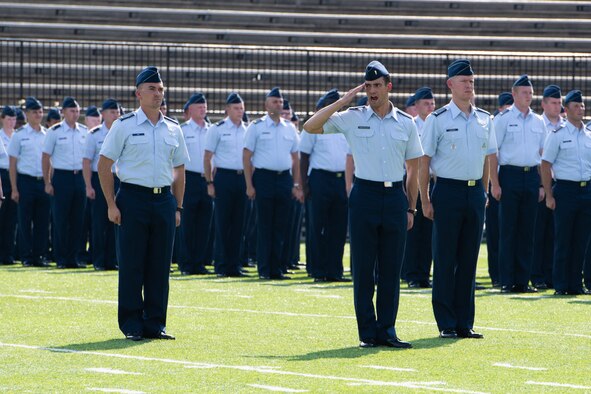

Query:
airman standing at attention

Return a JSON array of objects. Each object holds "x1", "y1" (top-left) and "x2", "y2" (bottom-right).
[{"x1": 0, "y1": 106, "x2": 18, "y2": 265}]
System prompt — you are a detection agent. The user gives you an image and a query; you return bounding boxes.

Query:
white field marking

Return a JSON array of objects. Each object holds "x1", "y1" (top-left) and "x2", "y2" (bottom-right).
[
  {"x1": 348, "y1": 382, "x2": 446, "y2": 387},
  {"x1": 18, "y1": 289, "x2": 54, "y2": 294},
  {"x1": 248, "y1": 384, "x2": 308, "y2": 392},
  {"x1": 493, "y1": 363, "x2": 547, "y2": 371},
  {"x1": 203, "y1": 289, "x2": 229, "y2": 293},
  {"x1": 361, "y1": 365, "x2": 418, "y2": 372},
  {"x1": 1, "y1": 293, "x2": 591, "y2": 340},
  {"x1": 526, "y1": 381, "x2": 591, "y2": 390},
  {"x1": 87, "y1": 389, "x2": 145, "y2": 394},
  {"x1": 223, "y1": 294, "x2": 254, "y2": 299},
  {"x1": 0, "y1": 342, "x2": 487, "y2": 394},
  {"x1": 85, "y1": 367, "x2": 142, "y2": 375}
]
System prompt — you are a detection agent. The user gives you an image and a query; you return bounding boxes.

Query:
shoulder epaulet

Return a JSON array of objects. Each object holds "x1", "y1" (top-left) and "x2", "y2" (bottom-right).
[
  {"x1": 253, "y1": 118, "x2": 263, "y2": 124},
  {"x1": 181, "y1": 120, "x2": 190, "y2": 127},
  {"x1": 89, "y1": 125, "x2": 101, "y2": 134},
  {"x1": 119, "y1": 112, "x2": 135, "y2": 122},
  {"x1": 499, "y1": 108, "x2": 510, "y2": 116},
  {"x1": 50, "y1": 123, "x2": 62, "y2": 131},
  {"x1": 476, "y1": 108, "x2": 490, "y2": 116},
  {"x1": 433, "y1": 108, "x2": 448, "y2": 117},
  {"x1": 215, "y1": 120, "x2": 225, "y2": 126},
  {"x1": 15, "y1": 126, "x2": 25, "y2": 133},
  {"x1": 78, "y1": 123, "x2": 88, "y2": 130},
  {"x1": 396, "y1": 109, "x2": 413, "y2": 120},
  {"x1": 552, "y1": 125, "x2": 565, "y2": 133},
  {"x1": 349, "y1": 106, "x2": 363, "y2": 111},
  {"x1": 164, "y1": 115, "x2": 179, "y2": 125}
]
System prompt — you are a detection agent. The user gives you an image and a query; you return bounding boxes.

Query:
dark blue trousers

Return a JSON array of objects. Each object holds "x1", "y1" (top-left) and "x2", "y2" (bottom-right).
[
  {"x1": 485, "y1": 188, "x2": 500, "y2": 284},
  {"x1": 552, "y1": 181, "x2": 591, "y2": 293},
  {"x1": 402, "y1": 177, "x2": 433, "y2": 282},
  {"x1": 116, "y1": 183, "x2": 176, "y2": 336},
  {"x1": 180, "y1": 171, "x2": 213, "y2": 273},
  {"x1": 253, "y1": 169, "x2": 292, "y2": 278},
  {"x1": 52, "y1": 170, "x2": 86, "y2": 266},
  {"x1": 498, "y1": 166, "x2": 539, "y2": 287},
  {"x1": 91, "y1": 172, "x2": 118, "y2": 269},
  {"x1": 282, "y1": 198, "x2": 303, "y2": 272},
  {"x1": 0, "y1": 169, "x2": 18, "y2": 264},
  {"x1": 17, "y1": 174, "x2": 50, "y2": 264},
  {"x1": 531, "y1": 199, "x2": 554, "y2": 287},
  {"x1": 308, "y1": 169, "x2": 348, "y2": 279},
  {"x1": 585, "y1": 243, "x2": 591, "y2": 290},
  {"x1": 349, "y1": 179, "x2": 407, "y2": 342},
  {"x1": 431, "y1": 178, "x2": 485, "y2": 331},
  {"x1": 240, "y1": 199, "x2": 257, "y2": 264},
  {"x1": 304, "y1": 200, "x2": 314, "y2": 275},
  {"x1": 213, "y1": 168, "x2": 246, "y2": 275}
]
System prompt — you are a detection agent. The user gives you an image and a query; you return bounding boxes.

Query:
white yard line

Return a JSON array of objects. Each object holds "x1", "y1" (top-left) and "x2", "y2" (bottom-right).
[
  {"x1": 493, "y1": 363, "x2": 547, "y2": 371},
  {"x1": 85, "y1": 367, "x2": 142, "y2": 375},
  {"x1": 248, "y1": 384, "x2": 308, "y2": 392},
  {"x1": 0, "y1": 342, "x2": 486, "y2": 394},
  {"x1": 1, "y1": 293, "x2": 590, "y2": 340},
  {"x1": 361, "y1": 365, "x2": 418, "y2": 372},
  {"x1": 526, "y1": 381, "x2": 591, "y2": 390},
  {"x1": 87, "y1": 389, "x2": 145, "y2": 394}
]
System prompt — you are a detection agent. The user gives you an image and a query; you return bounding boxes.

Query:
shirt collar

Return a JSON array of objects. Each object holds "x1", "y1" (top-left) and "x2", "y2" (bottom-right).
[
  {"x1": 448, "y1": 100, "x2": 475, "y2": 120},
  {"x1": 136, "y1": 107, "x2": 164, "y2": 127},
  {"x1": 510, "y1": 104, "x2": 532, "y2": 119},
  {"x1": 565, "y1": 120, "x2": 584, "y2": 134},
  {"x1": 542, "y1": 113, "x2": 563, "y2": 129},
  {"x1": 264, "y1": 114, "x2": 286, "y2": 128},
  {"x1": 364, "y1": 102, "x2": 397, "y2": 122}
]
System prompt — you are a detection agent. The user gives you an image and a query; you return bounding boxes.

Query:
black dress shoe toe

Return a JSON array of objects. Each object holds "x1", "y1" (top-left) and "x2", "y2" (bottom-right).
[
  {"x1": 94, "y1": 266, "x2": 106, "y2": 271},
  {"x1": 554, "y1": 290, "x2": 568, "y2": 295},
  {"x1": 271, "y1": 274, "x2": 291, "y2": 280},
  {"x1": 378, "y1": 337, "x2": 412, "y2": 349},
  {"x1": 457, "y1": 329, "x2": 483, "y2": 339},
  {"x1": 533, "y1": 282, "x2": 548, "y2": 290},
  {"x1": 359, "y1": 339, "x2": 377, "y2": 348},
  {"x1": 125, "y1": 333, "x2": 143, "y2": 341},
  {"x1": 195, "y1": 268, "x2": 213, "y2": 275},
  {"x1": 326, "y1": 277, "x2": 352, "y2": 283},
  {"x1": 216, "y1": 273, "x2": 229, "y2": 278},
  {"x1": 439, "y1": 329, "x2": 457, "y2": 339},
  {"x1": 500, "y1": 285, "x2": 512, "y2": 293},
  {"x1": 228, "y1": 272, "x2": 250, "y2": 277},
  {"x1": 150, "y1": 331, "x2": 175, "y2": 340},
  {"x1": 259, "y1": 275, "x2": 270, "y2": 280},
  {"x1": 408, "y1": 281, "x2": 421, "y2": 289},
  {"x1": 314, "y1": 277, "x2": 327, "y2": 283}
]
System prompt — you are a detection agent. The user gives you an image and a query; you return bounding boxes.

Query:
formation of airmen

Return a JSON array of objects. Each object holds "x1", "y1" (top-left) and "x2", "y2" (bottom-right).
[{"x1": 1, "y1": 60, "x2": 591, "y2": 344}]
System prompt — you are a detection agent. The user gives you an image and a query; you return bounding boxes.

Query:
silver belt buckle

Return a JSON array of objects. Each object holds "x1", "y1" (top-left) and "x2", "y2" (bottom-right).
[
  {"x1": 467, "y1": 180, "x2": 476, "y2": 186},
  {"x1": 581, "y1": 181, "x2": 587, "y2": 187},
  {"x1": 524, "y1": 166, "x2": 530, "y2": 172},
  {"x1": 384, "y1": 181, "x2": 393, "y2": 188},
  {"x1": 153, "y1": 187, "x2": 162, "y2": 194}
]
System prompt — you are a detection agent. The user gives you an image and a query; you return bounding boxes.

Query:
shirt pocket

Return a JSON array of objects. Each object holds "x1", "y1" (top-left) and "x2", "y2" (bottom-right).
[
  {"x1": 129, "y1": 133, "x2": 148, "y2": 145},
  {"x1": 56, "y1": 136, "x2": 70, "y2": 145},
  {"x1": 164, "y1": 136, "x2": 179, "y2": 159},
  {"x1": 476, "y1": 128, "x2": 489, "y2": 150},
  {"x1": 259, "y1": 131, "x2": 273, "y2": 140},
  {"x1": 220, "y1": 133, "x2": 233, "y2": 142},
  {"x1": 353, "y1": 127, "x2": 374, "y2": 152},
  {"x1": 78, "y1": 135, "x2": 87, "y2": 145},
  {"x1": 440, "y1": 129, "x2": 460, "y2": 153},
  {"x1": 282, "y1": 132, "x2": 295, "y2": 152},
  {"x1": 560, "y1": 139, "x2": 575, "y2": 150}
]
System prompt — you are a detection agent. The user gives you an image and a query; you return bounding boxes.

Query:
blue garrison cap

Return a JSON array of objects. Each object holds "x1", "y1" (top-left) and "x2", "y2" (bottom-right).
[
  {"x1": 405, "y1": 94, "x2": 416, "y2": 108},
  {"x1": 24, "y1": 96, "x2": 42, "y2": 111},
  {"x1": 85, "y1": 106, "x2": 100, "y2": 117},
  {"x1": 513, "y1": 74, "x2": 533, "y2": 88},
  {"x1": 291, "y1": 113, "x2": 299, "y2": 122},
  {"x1": 46, "y1": 108, "x2": 61, "y2": 121},
  {"x1": 135, "y1": 66, "x2": 162, "y2": 87},
  {"x1": 242, "y1": 112, "x2": 249, "y2": 123},
  {"x1": 316, "y1": 88, "x2": 340, "y2": 110},
  {"x1": 62, "y1": 97, "x2": 79, "y2": 109},
  {"x1": 365, "y1": 60, "x2": 389, "y2": 81},
  {"x1": 15, "y1": 107, "x2": 25, "y2": 122},
  {"x1": 414, "y1": 87, "x2": 434, "y2": 101},
  {"x1": 183, "y1": 93, "x2": 206, "y2": 111},
  {"x1": 448, "y1": 59, "x2": 474, "y2": 78},
  {"x1": 101, "y1": 98, "x2": 119, "y2": 111},
  {"x1": 282, "y1": 100, "x2": 292, "y2": 111},
  {"x1": 498, "y1": 92, "x2": 514, "y2": 107},
  {"x1": 2, "y1": 105, "x2": 16, "y2": 117},
  {"x1": 564, "y1": 90, "x2": 583, "y2": 104},
  {"x1": 543, "y1": 85, "x2": 561, "y2": 99},
  {"x1": 266, "y1": 87, "x2": 283, "y2": 99},
  {"x1": 356, "y1": 96, "x2": 368, "y2": 106},
  {"x1": 226, "y1": 92, "x2": 243, "y2": 104}
]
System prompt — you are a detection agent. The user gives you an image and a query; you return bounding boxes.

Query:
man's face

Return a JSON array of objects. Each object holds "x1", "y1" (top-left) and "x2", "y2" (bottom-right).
[
  {"x1": 62, "y1": 107, "x2": 81, "y2": 125},
  {"x1": 101, "y1": 109, "x2": 120, "y2": 125},
  {"x1": 189, "y1": 103, "x2": 207, "y2": 121},
  {"x1": 85, "y1": 116, "x2": 101, "y2": 129},
  {"x1": 448, "y1": 75, "x2": 475, "y2": 102},
  {"x1": 136, "y1": 82, "x2": 164, "y2": 110},
  {"x1": 416, "y1": 98, "x2": 435, "y2": 119},
  {"x1": 566, "y1": 101, "x2": 585, "y2": 123},
  {"x1": 280, "y1": 108, "x2": 292, "y2": 121},
  {"x1": 226, "y1": 103, "x2": 245, "y2": 124},
  {"x1": 512, "y1": 86, "x2": 533, "y2": 108},
  {"x1": 2, "y1": 115, "x2": 16, "y2": 130},
  {"x1": 541, "y1": 97, "x2": 562, "y2": 119},
  {"x1": 26, "y1": 109, "x2": 43, "y2": 126},
  {"x1": 364, "y1": 77, "x2": 391, "y2": 109},
  {"x1": 265, "y1": 97, "x2": 283, "y2": 116}
]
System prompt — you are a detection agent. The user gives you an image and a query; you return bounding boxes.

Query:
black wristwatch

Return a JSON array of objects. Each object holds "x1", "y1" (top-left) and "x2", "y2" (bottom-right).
[
  {"x1": 176, "y1": 206, "x2": 184, "y2": 213},
  {"x1": 407, "y1": 208, "x2": 417, "y2": 216}
]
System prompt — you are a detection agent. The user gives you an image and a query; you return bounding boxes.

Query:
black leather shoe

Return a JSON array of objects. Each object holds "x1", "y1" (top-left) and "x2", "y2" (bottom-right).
[
  {"x1": 314, "y1": 277, "x2": 327, "y2": 283},
  {"x1": 228, "y1": 272, "x2": 250, "y2": 277},
  {"x1": 378, "y1": 337, "x2": 413, "y2": 349},
  {"x1": 181, "y1": 271, "x2": 193, "y2": 276},
  {"x1": 408, "y1": 281, "x2": 421, "y2": 289},
  {"x1": 439, "y1": 329, "x2": 457, "y2": 339},
  {"x1": 533, "y1": 282, "x2": 548, "y2": 290},
  {"x1": 359, "y1": 339, "x2": 377, "y2": 348},
  {"x1": 513, "y1": 285, "x2": 537, "y2": 293},
  {"x1": 94, "y1": 266, "x2": 106, "y2": 271},
  {"x1": 216, "y1": 273, "x2": 229, "y2": 278},
  {"x1": 195, "y1": 268, "x2": 212, "y2": 275},
  {"x1": 457, "y1": 328, "x2": 483, "y2": 339},
  {"x1": 125, "y1": 333, "x2": 143, "y2": 341},
  {"x1": 271, "y1": 274, "x2": 291, "y2": 280},
  {"x1": 33, "y1": 260, "x2": 50, "y2": 267},
  {"x1": 500, "y1": 285, "x2": 512, "y2": 293},
  {"x1": 259, "y1": 275, "x2": 270, "y2": 280},
  {"x1": 554, "y1": 290, "x2": 568, "y2": 295},
  {"x1": 146, "y1": 331, "x2": 175, "y2": 340},
  {"x1": 326, "y1": 277, "x2": 352, "y2": 283}
]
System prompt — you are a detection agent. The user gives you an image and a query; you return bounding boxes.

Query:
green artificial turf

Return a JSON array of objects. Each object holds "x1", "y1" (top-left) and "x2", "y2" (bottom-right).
[{"x1": 0, "y1": 245, "x2": 589, "y2": 393}]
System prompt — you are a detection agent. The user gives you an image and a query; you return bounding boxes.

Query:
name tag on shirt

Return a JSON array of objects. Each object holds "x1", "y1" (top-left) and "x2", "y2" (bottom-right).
[
  {"x1": 260, "y1": 132, "x2": 272, "y2": 140},
  {"x1": 560, "y1": 139, "x2": 575, "y2": 149},
  {"x1": 129, "y1": 133, "x2": 148, "y2": 144},
  {"x1": 445, "y1": 128, "x2": 458, "y2": 132},
  {"x1": 56, "y1": 136, "x2": 69, "y2": 145},
  {"x1": 221, "y1": 133, "x2": 233, "y2": 141},
  {"x1": 357, "y1": 126, "x2": 370, "y2": 129}
]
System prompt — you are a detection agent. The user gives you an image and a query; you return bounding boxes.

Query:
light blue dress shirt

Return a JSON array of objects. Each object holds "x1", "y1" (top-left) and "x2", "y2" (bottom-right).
[
  {"x1": 542, "y1": 121, "x2": 591, "y2": 182},
  {"x1": 422, "y1": 100, "x2": 497, "y2": 180},
  {"x1": 204, "y1": 117, "x2": 246, "y2": 170},
  {"x1": 322, "y1": 104, "x2": 423, "y2": 182},
  {"x1": 299, "y1": 130, "x2": 349, "y2": 173},
  {"x1": 542, "y1": 113, "x2": 565, "y2": 135},
  {"x1": 0, "y1": 130, "x2": 10, "y2": 169},
  {"x1": 42, "y1": 121, "x2": 87, "y2": 170},
  {"x1": 7, "y1": 124, "x2": 46, "y2": 177},
  {"x1": 182, "y1": 118, "x2": 210, "y2": 174},
  {"x1": 100, "y1": 108, "x2": 189, "y2": 188},
  {"x1": 244, "y1": 115, "x2": 299, "y2": 172},
  {"x1": 494, "y1": 105, "x2": 545, "y2": 167},
  {"x1": 83, "y1": 123, "x2": 109, "y2": 172}
]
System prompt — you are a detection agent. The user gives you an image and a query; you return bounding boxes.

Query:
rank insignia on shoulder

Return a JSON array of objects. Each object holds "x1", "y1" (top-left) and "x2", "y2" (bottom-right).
[
  {"x1": 500, "y1": 109, "x2": 510, "y2": 116},
  {"x1": 433, "y1": 108, "x2": 448, "y2": 117},
  {"x1": 90, "y1": 125, "x2": 101, "y2": 134},
  {"x1": 396, "y1": 109, "x2": 413, "y2": 119},
  {"x1": 476, "y1": 108, "x2": 490, "y2": 115},
  {"x1": 120, "y1": 112, "x2": 135, "y2": 121},
  {"x1": 164, "y1": 115, "x2": 179, "y2": 125},
  {"x1": 50, "y1": 123, "x2": 62, "y2": 131},
  {"x1": 253, "y1": 118, "x2": 263, "y2": 124},
  {"x1": 215, "y1": 120, "x2": 225, "y2": 126}
]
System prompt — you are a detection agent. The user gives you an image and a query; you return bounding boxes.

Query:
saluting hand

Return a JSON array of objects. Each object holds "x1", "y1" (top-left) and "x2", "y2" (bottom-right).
[{"x1": 342, "y1": 84, "x2": 366, "y2": 106}]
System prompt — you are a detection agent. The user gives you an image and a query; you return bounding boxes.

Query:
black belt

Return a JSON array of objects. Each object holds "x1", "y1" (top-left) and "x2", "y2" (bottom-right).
[
  {"x1": 120, "y1": 182, "x2": 171, "y2": 194},
  {"x1": 186, "y1": 171, "x2": 204, "y2": 177},
  {"x1": 354, "y1": 178, "x2": 402, "y2": 188},
  {"x1": 217, "y1": 168, "x2": 244, "y2": 175},
  {"x1": 257, "y1": 168, "x2": 290, "y2": 176},
  {"x1": 437, "y1": 177, "x2": 482, "y2": 187},
  {"x1": 19, "y1": 173, "x2": 44, "y2": 181},
  {"x1": 500, "y1": 165, "x2": 538, "y2": 173},
  {"x1": 556, "y1": 179, "x2": 591, "y2": 188},
  {"x1": 313, "y1": 169, "x2": 345, "y2": 178},
  {"x1": 54, "y1": 169, "x2": 82, "y2": 175}
]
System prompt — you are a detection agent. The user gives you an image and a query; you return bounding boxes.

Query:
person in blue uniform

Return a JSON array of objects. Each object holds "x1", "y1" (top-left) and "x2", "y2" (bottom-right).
[
  {"x1": 304, "y1": 61, "x2": 422, "y2": 349},
  {"x1": 45, "y1": 108, "x2": 61, "y2": 129},
  {"x1": 203, "y1": 92, "x2": 248, "y2": 277},
  {"x1": 42, "y1": 97, "x2": 88, "y2": 268},
  {"x1": 98, "y1": 66, "x2": 189, "y2": 340},
  {"x1": 404, "y1": 94, "x2": 418, "y2": 118},
  {"x1": 494, "y1": 75, "x2": 546, "y2": 294},
  {"x1": 7, "y1": 97, "x2": 50, "y2": 267},
  {"x1": 300, "y1": 88, "x2": 350, "y2": 282},
  {"x1": 404, "y1": 86, "x2": 435, "y2": 288},
  {"x1": 178, "y1": 92, "x2": 214, "y2": 276},
  {"x1": 541, "y1": 90, "x2": 591, "y2": 296},
  {"x1": 0, "y1": 106, "x2": 18, "y2": 265},
  {"x1": 243, "y1": 87, "x2": 304, "y2": 280},
  {"x1": 84, "y1": 106, "x2": 102, "y2": 130},
  {"x1": 83, "y1": 98, "x2": 121, "y2": 271},
  {"x1": 420, "y1": 59, "x2": 499, "y2": 339}
]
